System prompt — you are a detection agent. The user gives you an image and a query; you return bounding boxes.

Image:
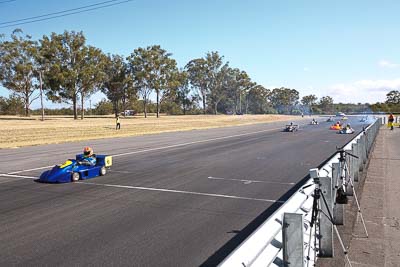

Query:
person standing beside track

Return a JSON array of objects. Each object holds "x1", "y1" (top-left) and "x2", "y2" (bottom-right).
[
  {"x1": 388, "y1": 113, "x2": 394, "y2": 130},
  {"x1": 116, "y1": 115, "x2": 121, "y2": 130}
]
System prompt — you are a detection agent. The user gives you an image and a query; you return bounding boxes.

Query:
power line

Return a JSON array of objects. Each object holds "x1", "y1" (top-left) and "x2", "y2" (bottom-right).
[
  {"x1": 0, "y1": 0, "x2": 134, "y2": 28},
  {"x1": 0, "y1": 0, "x2": 16, "y2": 4},
  {"x1": 0, "y1": 0, "x2": 121, "y2": 25}
]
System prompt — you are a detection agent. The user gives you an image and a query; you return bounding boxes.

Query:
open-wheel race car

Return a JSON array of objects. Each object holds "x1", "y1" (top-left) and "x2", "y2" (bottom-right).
[{"x1": 39, "y1": 154, "x2": 112, "y2": 183}]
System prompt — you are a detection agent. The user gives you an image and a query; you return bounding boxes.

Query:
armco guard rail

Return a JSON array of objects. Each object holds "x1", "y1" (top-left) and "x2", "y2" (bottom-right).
[{"x1": 219, "y1": 118, "x2": 381, "y2": 267}]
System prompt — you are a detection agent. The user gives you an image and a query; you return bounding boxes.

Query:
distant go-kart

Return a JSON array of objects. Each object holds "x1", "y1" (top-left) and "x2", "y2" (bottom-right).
[
  {"x1": 39, "y1": 154, "x2": 112, "y2": 183},
  {"x1": 338, "y1": 128, "x2": 354, "y2": 134},
  {"x1": 284, "y1": 123, "x2": 299, "y2": 132},
  {"x1": 330, "y1": 123, "x2": 342, "y2": 130}
]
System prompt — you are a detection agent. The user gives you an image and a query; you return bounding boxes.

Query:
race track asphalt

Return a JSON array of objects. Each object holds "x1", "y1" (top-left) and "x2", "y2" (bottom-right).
[{"x1": 0, "y1": 117, "x2": 370, "y2": 266}]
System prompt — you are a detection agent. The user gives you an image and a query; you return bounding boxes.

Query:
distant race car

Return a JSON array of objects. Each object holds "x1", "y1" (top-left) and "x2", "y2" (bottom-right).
[
  {"x1": 338, "y1": 128, "x2": 354, "y2": 134},
  {"x1": 336, "y1": 112, "x2": 346, "y2": 117},
  {"x1": 310, "y1": 119, "x2": 318, "y2": 125},
  {"x1": 39, "y1": 154, "x2": 112, "y2": 183},
  {"x1": 284, "y1": 123, "x2": 299, "y2": 132},
  {"x1": 330, "y1": 124, "x2": 342, "y2": 130}
]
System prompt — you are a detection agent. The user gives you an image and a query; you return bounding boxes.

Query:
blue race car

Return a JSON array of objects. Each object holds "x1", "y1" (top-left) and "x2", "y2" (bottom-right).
[{"x1": 39, "y1": 154, "x2": 113, "y2": 183}]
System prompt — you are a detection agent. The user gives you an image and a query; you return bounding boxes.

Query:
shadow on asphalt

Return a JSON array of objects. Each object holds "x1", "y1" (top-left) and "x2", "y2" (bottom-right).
[
  {"x1": 200, "y1": 173, "x2": 311, "y2": 266},
  {"x1": 200, "y1": 149, "x2": 339, "y2": 266}
]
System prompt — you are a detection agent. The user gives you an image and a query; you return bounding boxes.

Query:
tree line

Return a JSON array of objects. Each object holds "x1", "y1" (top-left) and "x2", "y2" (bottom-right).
[{"x1": 1, "y1": 29, "x2": 399, "y2": 118}]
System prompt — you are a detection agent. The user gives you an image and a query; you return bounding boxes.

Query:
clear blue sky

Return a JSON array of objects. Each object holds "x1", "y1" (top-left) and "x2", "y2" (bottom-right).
[{"x1": 1, "y1": 0, "x2": 400, "y2": 107}]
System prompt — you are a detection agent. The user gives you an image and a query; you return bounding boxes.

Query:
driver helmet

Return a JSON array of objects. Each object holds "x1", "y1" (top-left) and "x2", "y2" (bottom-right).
[
  {"x1": 347, "y1": 124, "x2": 351, "y2": 128},
  {"x1": 83, "y1": 146, "x2": 93, "y2": 157}
]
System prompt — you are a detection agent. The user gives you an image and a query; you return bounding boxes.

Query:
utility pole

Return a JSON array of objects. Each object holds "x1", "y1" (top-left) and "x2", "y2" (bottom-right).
[
  {"x1": 89, "y1": 99, "x2": 92, "y2": 116},
  {"x1": 39, "y1": 70, "x2": 44, "y2": 121}
]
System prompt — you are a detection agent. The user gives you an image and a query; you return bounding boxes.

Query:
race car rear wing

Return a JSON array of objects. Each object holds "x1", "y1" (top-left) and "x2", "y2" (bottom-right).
[
  {"x1": 96, "y1": 155, "x2": 113, "y2": 167},
  {"x1": 76, "y1": 154, "x2": 112, "y2": 167}
]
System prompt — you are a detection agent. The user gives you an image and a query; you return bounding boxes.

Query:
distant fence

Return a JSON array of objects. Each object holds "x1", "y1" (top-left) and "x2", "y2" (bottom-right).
[{"x1": 219, "y1": 118, "x2": 381, "y2": 267}]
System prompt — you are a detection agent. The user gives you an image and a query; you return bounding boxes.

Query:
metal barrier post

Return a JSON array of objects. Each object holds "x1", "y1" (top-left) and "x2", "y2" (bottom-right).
[
  {"x1": 362, "y1": 135, "x2": 367, "y2": 164},
  {"x1": 282, "y1": 213, "x2": 304, "y2": 267},
  {"x1": 352, "y1": 143, "x2": 359, "y2": 182},
  {"x1": 357, "y1": 139, "x2": 363, "y2": 172},
  {"x1": 332, "y1": 162, "x2": 344, "y2": 225},
  {"x1": 366, "y1": 131, "x2": 371, "y2": 154},
  {"x1": 349, "y1": 147, "x2": 356, "y2": 182},
  {"x1": 318, "y1": 176, "x2": 334, "y2": 257}
]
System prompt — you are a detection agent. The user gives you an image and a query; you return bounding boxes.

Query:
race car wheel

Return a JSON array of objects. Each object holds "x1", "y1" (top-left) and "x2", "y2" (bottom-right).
[
  {"x1": 100, "y1": 166, "x2": 106, "y2": 176},
  {"x1": 71, "y1": 172, "x2": 80, "y2": 182}
]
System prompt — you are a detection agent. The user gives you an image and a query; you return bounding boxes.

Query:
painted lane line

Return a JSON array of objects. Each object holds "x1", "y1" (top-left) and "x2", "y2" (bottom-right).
[
  {"x1": 207, "y1": 176, "x2": 295, "y2": 185},
  {"x1": 112, "y1": 127, "x2": 283, "y2": 158},
  {"x1": 8, "y1": 165, "x2": 54, "y2": 174},
  {"x1": 8, "y1": 126, "x2": 285, "y2": 175},
  {"x1": 77, "y1": 181, "x2": 284, "y2": 203},
  {"x1": 0, "y1": 173, "x2": 37, "y2": 179}
]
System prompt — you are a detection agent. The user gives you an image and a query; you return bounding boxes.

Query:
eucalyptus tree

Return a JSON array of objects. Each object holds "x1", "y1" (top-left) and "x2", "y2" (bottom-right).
[
  {"x1": 301, "y1": 94, "x2": 318, "y2": 115},
  {"x1": 0, "y1": 94, "x2": 25, "y2": 115},
  {"x1": 268, "y1": 87, "x2": 300, "y2": 114},
  {"x1": 386, "y1": 90, "x2": 400, "y2": 105},
  {"x1": 246, "y1": 84, "x2": 273, "y2": 114},
  {"x1": 78, "y1": 46, "x2": 107, "y2": 119},
  {"x1": 174, "y1": 70, "x2": 193, "y2": 115},
  {"x1": 243, "y1": 82, "x2": 258, "y2": 114},
  {"x1": 186, "y1": 51, "x2": 225, "y2": 114},
  {"x1": 209, "y1": 63, "x2": 231, "y2": 114},
  {"x1": 185, "y1": 58, "x2": 207, "y2": 114},
  {"x1": 301, "y1": 94, "x2": 318, "y2": 106},
  {"x1": 40, "y1": 30, "x2": 103, "y2": 119},
  {"x1": 0, "y1": 29, "x2": 39, "y2": 116},
  {"x1": 236, "y1": 71, "x2": 253, "y2": 114},
  {"x1": 222, "y1": 68, "x2": 252, "y2": 114},
  {"x1": 205, "y1": 52, "x2": 226, "y2": 114},
  {"x1": 101, "y1": 54, "x2": 128, "y2": 117},
  {"x1": 318, "y1": 96, "x2": 334, "y2": 114},
  {"x1": 127, "y1": 45, "x2": 178, "y2": 118}
]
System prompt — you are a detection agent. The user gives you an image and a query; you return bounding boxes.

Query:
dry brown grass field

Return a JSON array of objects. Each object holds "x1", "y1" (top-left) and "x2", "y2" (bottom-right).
[{"x1": 0, "y1": 114, "x2": 300, "y2": 149}]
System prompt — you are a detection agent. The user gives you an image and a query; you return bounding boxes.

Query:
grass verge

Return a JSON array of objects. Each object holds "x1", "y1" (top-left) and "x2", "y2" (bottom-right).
[{"x1": 0, "y1": 114, "x2": 299, "y2": 149}]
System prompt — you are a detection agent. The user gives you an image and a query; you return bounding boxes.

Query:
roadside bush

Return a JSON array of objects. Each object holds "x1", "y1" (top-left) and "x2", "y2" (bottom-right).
[{"x1": 0, "y1": 95, "x2": 25, "y2": 115}]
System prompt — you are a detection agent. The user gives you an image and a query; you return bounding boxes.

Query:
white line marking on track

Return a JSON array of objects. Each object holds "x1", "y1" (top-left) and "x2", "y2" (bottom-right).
[
  {"x1": 112, "y1": 127, "x2": 283, "y2": 158},
  {"x1": 77, "y1": 181, "x2": 284, "y2": 203},
  {"x1": 0, "y1": 173, "x2": 37, "y2": 179},
  {"x1": 8, "y1": 165, "x2": 54, "y2": 174},
  {"x1": 207, "y1": 176, "x2": 296, "y2": 185},
  {"x1": 7, "y1": 126, "x2": 284, "y2": 175}
]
